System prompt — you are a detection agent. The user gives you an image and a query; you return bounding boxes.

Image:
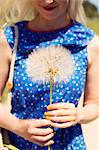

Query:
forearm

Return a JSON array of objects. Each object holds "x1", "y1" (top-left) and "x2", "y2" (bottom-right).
[
  {"x1": 0, "y1": 103, "x2": 19, "y2": 133},
  {"x1": 77, "y1": 103, "x2": 99, "y2": 124}
]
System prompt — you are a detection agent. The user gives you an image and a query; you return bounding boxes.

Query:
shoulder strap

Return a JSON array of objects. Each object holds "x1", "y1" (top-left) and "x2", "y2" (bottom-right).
[
  {"x1": 12, "y1": 25, "x2": 19, "y2": 53},
  {"x1": 2, "y1": 25, "x2": 19, "y2": 112},
  {"x1": 6, "y1": 25, "x2": 19, "y2": 91}
]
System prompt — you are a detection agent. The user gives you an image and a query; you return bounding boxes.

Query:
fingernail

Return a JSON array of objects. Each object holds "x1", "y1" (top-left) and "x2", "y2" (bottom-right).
[
  {"x1": 45, "y1": 116, "x2": 50, "y2": 120},
  {"x1": 50, "y1": 141, "x2": 54, "y2": 145},
  {"x1": 44, "y1": 112, "x2": 49, "y2": 115},
  {"x1": 47, "y1": 105, "x2": 52, "y2": 110}
]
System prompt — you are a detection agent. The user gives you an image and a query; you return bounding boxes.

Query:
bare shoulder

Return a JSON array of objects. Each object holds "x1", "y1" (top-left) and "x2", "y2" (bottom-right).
[
  {"x1": 87, "y1": 35, "x2": 99, "y2": 66},
  {"x1": 0, "y1": 30, "x2": 12, "y2": 98},
  {"x1": 84, "y1": 35, "x2": 99, "y2": 105},
  {"x1": 0, "y1": 29, "x2": 11, "y2": 63}
]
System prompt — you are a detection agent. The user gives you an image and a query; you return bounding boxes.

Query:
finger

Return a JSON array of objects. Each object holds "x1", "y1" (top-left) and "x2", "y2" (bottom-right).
[
  {"x1": 30, "y1": 132, "x2": 54, "y2": 143},
  {"x1": 51, "y1": 121, "x2": 75, "y2": 128},
  {"x1": 28, "y1": 119, "x2": 52, "y2": 128},
  {"x1": 33, "y1": 140, "x2": 54, "y2": 147},
  {"x1": 44, "y1": 140, "x2": 54, "y2": 146},
  {"x1": 45, "y1": 116, "x2": 76, "y2": 123},
  {"x1": 47, "y1": 103, "x2": 75, "y2": 110},
  {"x1": 28, "y1": 127, "x2": 54, "y2": 136},
  {"x1": 44, "y1": 109, "x2": 77, "y2": 116}
]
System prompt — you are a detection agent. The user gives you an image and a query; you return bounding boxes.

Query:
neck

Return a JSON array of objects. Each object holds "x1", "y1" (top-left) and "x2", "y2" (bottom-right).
[{"x1": 29, "y1": 14, "x2": 70, "y2": 31}]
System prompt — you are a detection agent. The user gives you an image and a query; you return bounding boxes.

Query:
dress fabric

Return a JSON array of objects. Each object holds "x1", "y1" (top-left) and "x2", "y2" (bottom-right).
[{"x1": 4, "y1": 20, "x2": 95, "y2": 150}]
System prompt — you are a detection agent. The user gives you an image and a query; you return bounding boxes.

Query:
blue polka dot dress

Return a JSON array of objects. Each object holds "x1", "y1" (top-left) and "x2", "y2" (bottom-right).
[{"x1": 4, "y1": 20, "x2": 95, "y2": 150}]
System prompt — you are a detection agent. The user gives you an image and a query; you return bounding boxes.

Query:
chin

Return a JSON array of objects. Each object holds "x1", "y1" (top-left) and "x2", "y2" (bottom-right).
[{"x1": 40, "y1": 13, "x2": 60, "y2": 21}]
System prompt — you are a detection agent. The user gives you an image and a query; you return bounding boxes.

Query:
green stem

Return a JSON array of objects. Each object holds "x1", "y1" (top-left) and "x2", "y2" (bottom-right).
[
  {"x1": 50, "y1": 75, "x2": 53, "y2": 105},
  {"x1": 48, "y1": 75, "x2": 54, "y2": 150}
]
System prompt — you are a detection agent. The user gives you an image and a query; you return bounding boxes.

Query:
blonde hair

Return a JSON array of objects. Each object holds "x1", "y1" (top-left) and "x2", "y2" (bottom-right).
[{"x1": 0, "y1": 0, "x2": 85, "y2": 28}]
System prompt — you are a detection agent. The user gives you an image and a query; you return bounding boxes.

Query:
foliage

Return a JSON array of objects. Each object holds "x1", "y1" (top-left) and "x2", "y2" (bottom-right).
[
  {"x1": 83, "y1": 0, "x2": 99, "y2": 18},
  {"x1": 87, "y1": 18, "x2": 99, "y2": 35}
]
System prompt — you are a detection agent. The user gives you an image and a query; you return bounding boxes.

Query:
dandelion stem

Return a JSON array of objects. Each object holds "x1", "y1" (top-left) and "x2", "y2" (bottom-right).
[
  {"x1": 48, "y1": 75, "x2": 54, "y2": 150},
  {"x1": 50, "y1": 75, "x2": 53, "y2": 104},
  {"x1": 48, "y1": 145, "x2": 51, "y2": 150}
]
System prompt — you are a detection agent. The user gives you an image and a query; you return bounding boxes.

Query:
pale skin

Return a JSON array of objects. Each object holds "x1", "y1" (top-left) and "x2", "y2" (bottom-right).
[{"x1": 0, "y1": 0, "x2": 99, "y2": 147}]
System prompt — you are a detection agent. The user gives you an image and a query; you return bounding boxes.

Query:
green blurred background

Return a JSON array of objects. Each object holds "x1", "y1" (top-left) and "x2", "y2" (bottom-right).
[{"x1": 83, "y1": 0, "x2": 99, "y2": 34}]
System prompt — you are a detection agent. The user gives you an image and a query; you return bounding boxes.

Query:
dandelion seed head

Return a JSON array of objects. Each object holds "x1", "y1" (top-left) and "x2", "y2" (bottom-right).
[{"x1": 26, "y1": 46, "x2": 75, "y2": 83}]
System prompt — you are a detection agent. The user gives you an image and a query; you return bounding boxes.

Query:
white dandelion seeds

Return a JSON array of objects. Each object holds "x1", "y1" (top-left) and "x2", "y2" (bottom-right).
[{"x1": 26, "y1": 46, "x2": 75, "y2": 83}]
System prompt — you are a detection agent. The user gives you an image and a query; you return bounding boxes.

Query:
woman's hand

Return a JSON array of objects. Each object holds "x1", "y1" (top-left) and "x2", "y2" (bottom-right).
[
  {"x1": 45, "y1": 103, "x2": 81, "y2": 128},
  {"x1": 16, "y1": 119, "x2": 54, "y2": 147},
  {"x1": 0, "y1": 103, "x2": 54, "y2": 147}
]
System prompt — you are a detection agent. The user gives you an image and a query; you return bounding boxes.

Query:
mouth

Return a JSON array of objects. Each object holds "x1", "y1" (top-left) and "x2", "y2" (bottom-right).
[{"x1": 43, "y1": 5, "x2": 57, "y2": 11}]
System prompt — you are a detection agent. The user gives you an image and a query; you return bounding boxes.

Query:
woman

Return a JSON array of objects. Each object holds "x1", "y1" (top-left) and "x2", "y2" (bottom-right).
[{"x1": 0, "y1": 0, "x2": 99, "y2": 149}]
